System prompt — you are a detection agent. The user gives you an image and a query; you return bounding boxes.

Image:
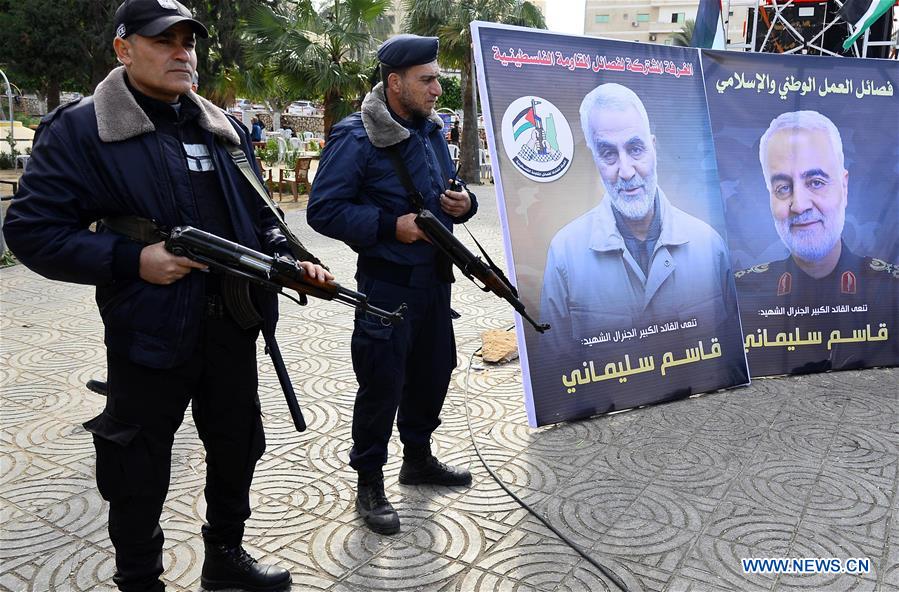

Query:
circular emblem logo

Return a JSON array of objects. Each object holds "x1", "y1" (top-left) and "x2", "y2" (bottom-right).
[{"x1": 500, "y1": 96, "x2": 573, "y2": 183}]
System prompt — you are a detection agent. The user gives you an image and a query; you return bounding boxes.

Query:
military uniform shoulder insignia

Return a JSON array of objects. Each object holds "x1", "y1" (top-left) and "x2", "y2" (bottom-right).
[
  {"x1": 840, "y1": 270, "x2": 857, "y2": 294},
  {"x1": 735, "y1": 262, "x2": 770, "y2": 279},
  {"x1": 777, "y1": 271, "x2": 792, "y2": 295},
  {"x1": 868, "y1": 258, "x2": 899, "y2": 279}
]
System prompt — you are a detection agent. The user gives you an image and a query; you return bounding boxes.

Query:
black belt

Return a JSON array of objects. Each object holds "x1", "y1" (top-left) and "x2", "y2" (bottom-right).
[{"x1": 357, "y1": 256, "x2": 449, "y2": 288}]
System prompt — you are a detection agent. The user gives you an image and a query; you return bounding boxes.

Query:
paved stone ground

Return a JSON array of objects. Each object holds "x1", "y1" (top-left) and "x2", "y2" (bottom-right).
[{"x1": 1, "y1": 186, "x2": 897, "y2": 592}]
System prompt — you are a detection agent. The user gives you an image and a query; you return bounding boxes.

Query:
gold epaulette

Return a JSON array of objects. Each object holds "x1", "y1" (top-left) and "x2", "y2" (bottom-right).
[
  {"x1": 869, "y1": 258, "x2": 899, "y2": 279},
  {"x1": 735, "y1": 263, "x2": 770, "y2": 279}
]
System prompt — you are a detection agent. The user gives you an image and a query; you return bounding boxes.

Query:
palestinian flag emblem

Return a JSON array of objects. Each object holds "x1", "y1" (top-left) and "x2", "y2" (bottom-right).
[{"x1": 501, "y1": 96, "x2": 574, "y2": 183}]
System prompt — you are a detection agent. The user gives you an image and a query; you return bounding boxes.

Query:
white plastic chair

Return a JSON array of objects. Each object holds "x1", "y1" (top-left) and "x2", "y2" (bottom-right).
[
  {"x1": 302, "y1": 131, "x2": 314, "y2": 142},
  {"x1": 289, "y1": 137, "x2": 303, "y2": 151},
  {"x1": 276, "y1": 137, "x2": 288, "y2": 162},
  {"x1": 478, "y1": 149, "x2": 492, "y2": 183},
  {"x1": 447, "y1": 143, "x2": 459, "y2": 166}
]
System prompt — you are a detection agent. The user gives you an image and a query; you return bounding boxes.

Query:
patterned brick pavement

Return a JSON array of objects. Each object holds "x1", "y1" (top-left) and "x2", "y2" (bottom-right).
[{"x1": 1, "y1": 186, "x2": 897, "y2": 592}]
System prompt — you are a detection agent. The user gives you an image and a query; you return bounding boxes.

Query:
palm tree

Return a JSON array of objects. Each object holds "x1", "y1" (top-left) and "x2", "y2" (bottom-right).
[
  {"x1": 671, "y1": 19, "x2": 696, "y2": 47},
  {"x1": 403, "y1": 0, "x2": 546, "y2": 184},
  {"x1": 227, "y1": 63, "x2": 294, "y2": 132},
  {"x1": 243, "y1": 0, "x2": 392, "y2": 137}
]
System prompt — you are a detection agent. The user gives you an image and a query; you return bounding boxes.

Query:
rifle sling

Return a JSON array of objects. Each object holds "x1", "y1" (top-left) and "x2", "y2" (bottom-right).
[
  {"x1": 99, "y1": 215, "x2": 165, "y2": 244},
  {"x1": 384, "y1": 144, "x2": 508, "y2": 288},
  {"x1": 383, "y1": 145, "x2": 455, "y2": 283},
  {"x1": 225, "y1": 144, "x2": 324, "y2": 267}
]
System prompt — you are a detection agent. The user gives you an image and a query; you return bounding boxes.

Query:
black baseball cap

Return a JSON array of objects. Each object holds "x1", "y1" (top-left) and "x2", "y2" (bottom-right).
[{"x1": 114, "y1": 0, "x2": 209, "y2": 39}]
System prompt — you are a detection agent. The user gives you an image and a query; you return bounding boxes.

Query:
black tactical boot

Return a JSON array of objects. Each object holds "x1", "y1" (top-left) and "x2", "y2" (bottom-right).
[
  {"x1": 356, "y1": 470, "x2": 400, "y2": 534},
  {"x1": 201, "y1": 542, "x2": 292, "y2": 592},
  {"x1": 398, "y1": 446, "x2": 472, "y2": 487}
]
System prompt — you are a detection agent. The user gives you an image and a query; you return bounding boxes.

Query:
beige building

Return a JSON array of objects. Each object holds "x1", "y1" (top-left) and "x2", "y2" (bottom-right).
[
  {"x1": 583, "y1": 0, "x2": 749, "y2": 47},
  {"x1": 584, "y1": 0, "x2": 697, "y2": 44}
]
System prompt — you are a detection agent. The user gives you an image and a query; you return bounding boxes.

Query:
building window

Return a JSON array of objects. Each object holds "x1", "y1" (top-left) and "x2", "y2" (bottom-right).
[
  {"x1": 664, "y1": 38, "x2": 674, "y2": 45},
  {"x1": 636, "y1": 13, "x2": 650, "y2": 22},
  {"x1": 595, "y1": 14, "x2": 610, "y2": 23},
  {"x1": 671, "y1": 12, "x2": 685, "y2": 23}
]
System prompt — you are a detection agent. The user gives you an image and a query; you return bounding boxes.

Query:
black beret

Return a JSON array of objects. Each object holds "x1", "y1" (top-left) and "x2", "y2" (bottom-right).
[{"x1": 377, "y1": 34, "x2": 439, "y2": 68}]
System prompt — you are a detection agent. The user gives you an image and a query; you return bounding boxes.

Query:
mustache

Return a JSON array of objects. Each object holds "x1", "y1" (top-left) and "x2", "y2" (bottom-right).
[
  {"x1": 788, "y1": 210, "x2": 823, "y2": 227},
  {"x1": 612, "y1": 174, "x2": 646, "y2": 193}
]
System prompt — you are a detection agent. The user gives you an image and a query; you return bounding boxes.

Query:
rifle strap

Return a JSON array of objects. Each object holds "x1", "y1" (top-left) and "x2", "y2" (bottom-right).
[
  {"x1": 461, "y1": 223, "x2": 518, "y2": 298},
  {"x1": 384, "y1": 145, "x2": 454, "y2": 283},
  {"x1": 384, "y1": 145, "x2": 425, "y2": 209},
  {"x1": 225, "y1": 144, "x2": 324, "y2": 267},
  {"x1": 99, "y1": 215, "x2": 165, "y2": 244},
  {"x1": 383, "y1": 145, "x2": 517, "y2": 293}
]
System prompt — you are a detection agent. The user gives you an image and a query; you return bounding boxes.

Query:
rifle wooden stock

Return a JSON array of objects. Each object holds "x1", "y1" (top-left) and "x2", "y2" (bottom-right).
[{"x1": 414, "y1": 210, "x2": 549, "y2": 333}]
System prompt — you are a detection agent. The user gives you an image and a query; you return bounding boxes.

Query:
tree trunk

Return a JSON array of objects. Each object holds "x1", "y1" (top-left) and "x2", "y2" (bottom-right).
[
  {"x1": 459, "y1": 57, "x2": 480, "y2": 185},
  {"x1": 90, "y1": 54, "x2": 111, "y2": 91},
  {"x1": 272, "y1": 109, "x2": 282, "y2": 131},
  {"x1": 45, "y1": 79, "x2": 61, "y2": 112},
  {"x1": 323, "y1": 89, "x2": 339, "y2": 140}
]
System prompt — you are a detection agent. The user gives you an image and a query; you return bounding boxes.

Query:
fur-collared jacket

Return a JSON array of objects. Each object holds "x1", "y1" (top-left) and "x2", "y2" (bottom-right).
[
  {"x1": 4, "y1": 66, "x2": 288, "y2": 369},
  {"x1": 307, "y1": 82, "x2": 477, "y2": 272}
]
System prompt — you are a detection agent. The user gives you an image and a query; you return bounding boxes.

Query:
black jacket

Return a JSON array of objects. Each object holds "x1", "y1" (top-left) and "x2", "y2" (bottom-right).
[
  {"x1": 4, "y1": 67, "x2": 288, "y2": 369},
  {"x1": 308, "y1": 82, "x2": 477, "y2": 272}
]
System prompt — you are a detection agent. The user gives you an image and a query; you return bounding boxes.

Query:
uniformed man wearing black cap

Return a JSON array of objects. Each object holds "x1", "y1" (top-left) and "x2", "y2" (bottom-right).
[
  {"x1": 3, "y1": 0, "x2": 332, "y2": 589},
  {"x1": 737, "y1": 110, "x2": 899, "y2": 373},
  {"x1": 308, "y1": 34, "x2": 478, "y2": 535}
]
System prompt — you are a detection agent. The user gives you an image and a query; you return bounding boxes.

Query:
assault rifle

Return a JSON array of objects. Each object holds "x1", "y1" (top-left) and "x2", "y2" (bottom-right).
[
  {"x1": 165, "y1": 225, "x2": 406, "y2": 326},
  {"x1": 413, "y1": 200, "x2": 549, "y2": 334},
  {"x1": 164, "y1": 226, "x2": 406, "y2": 432},
  {"x1": 383, "y1": 145, "x2": 548, "y2": 333}
]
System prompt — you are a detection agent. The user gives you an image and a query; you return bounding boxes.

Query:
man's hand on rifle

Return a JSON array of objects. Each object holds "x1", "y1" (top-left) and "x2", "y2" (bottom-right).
[
  {"x1": 296, "y1": 261, "x2": 333, "y2": 283},
  {"x1": 140, "y1": 241, "x2": 207, "y2": 285},
  {"x1": 440, "y1": 181, "x2": 472, "y2": 218},
  {"x1": 396, "y1": 213, "x2": 429, "y2": 244}
]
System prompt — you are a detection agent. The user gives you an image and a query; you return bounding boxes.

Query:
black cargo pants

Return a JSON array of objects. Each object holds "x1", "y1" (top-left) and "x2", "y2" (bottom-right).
[
  {"x1": 348, "y1": 264, "x2": 457, "y2": 473},
  {"x1": 84, "y1": 315, "x2": 265, "y2": 592}
]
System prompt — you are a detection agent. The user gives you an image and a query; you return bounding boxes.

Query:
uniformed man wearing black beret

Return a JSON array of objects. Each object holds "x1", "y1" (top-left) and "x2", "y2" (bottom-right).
[
  {"x1": 308, "y1": 34, "x2": 478, "y2": 534},
  {"x1": 737, "y1": 110, "x2": 898, "y2": 374}
]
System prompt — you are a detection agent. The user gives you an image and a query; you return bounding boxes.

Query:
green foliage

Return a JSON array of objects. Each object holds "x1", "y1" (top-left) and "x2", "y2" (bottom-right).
[
  {"x1": 181, "y1": 0, "x2": 275, "y2": 107},
  {"x1": 0, "y1": 131, "x2": 19, "y2": 169},
  {"x1": 0, "y1": 0, "x2": 266, "y2": 110},
  {"x1": 0, "y1": 0, "x2": 89, "y2": 109},
  {"x1": 241, "y1": 0, "x2": 392, "y2": 135},
  {"x1": 403, "y1": 0, "x2": 546, "y2": 182},
  {"x1": 14, "y1": 113, "x2": 40, "y2": 128},
  {"x1": 671, "y1": 19, "x2": 696, "y2": 47},
  {"x1": 256, "y1": 138, "x2": 281, "y2": 166},
  {"x1": 437, "y1": 75, "x2": 462, "y2": 112},
  {"x1": 0, "y1": 250, "x2": 17, "y2": 267}
]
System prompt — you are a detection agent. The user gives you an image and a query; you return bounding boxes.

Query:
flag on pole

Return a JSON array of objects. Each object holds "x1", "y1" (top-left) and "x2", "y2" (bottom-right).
[
  {"x1": 512, "y1": 106, "x2": 540, "y2": 140},
  {"x1": 838, "y1": 0, "x2": 894, "y2": 50},
  {"x1": 691, "y1": 0, "x2": 727, "y2": 49}
]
